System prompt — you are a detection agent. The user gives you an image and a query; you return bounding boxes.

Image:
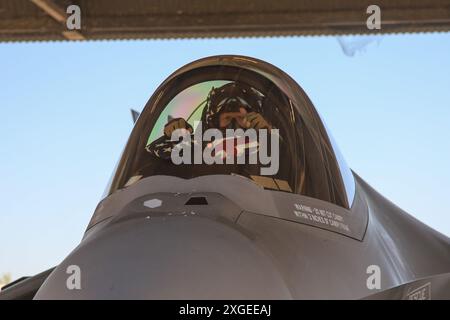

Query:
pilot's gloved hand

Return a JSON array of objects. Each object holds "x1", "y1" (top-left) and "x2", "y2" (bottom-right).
[
  {"x1": 245, "y1": 112, "x2": 272, "y2": 130},
  {"x1": 164, "y1": 118, "x2": 193, "y2": 138}
]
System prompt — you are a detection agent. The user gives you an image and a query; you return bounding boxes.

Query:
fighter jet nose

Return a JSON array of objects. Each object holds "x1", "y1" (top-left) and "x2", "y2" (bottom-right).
[{"x1": 34, "y1": 213, "x2": 291, "y2": 299}]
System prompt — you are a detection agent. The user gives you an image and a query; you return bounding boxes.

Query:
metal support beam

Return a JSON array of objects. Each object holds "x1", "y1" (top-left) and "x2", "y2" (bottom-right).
[{"x1": 30, "y1": 0, "x2": 85, "y2": 40}]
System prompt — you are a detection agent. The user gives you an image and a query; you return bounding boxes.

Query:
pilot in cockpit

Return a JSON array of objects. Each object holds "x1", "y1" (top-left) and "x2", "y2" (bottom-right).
[
  {"x1": 146, "y1": 82, "x2": 273, "y2": 161},
  {"x1": 112, "y1": 61, "x2": 347, "y2": 204}
]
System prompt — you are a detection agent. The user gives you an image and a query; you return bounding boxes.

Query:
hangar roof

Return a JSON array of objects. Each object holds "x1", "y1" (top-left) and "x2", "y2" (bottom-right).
[{"x1": 1, "y1": 0, "x2": 449, "y2": 42}]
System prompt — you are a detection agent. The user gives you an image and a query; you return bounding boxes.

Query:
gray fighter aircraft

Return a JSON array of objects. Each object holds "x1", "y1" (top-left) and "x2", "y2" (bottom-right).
[{"x1": 1, "y1": 55, "x2": 449, "y2": 300}]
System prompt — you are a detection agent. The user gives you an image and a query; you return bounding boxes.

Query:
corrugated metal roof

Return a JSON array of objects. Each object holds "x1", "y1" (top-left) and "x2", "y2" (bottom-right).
[{"x1": 1, "y1": 0, "x2": 449, "y2": 42}]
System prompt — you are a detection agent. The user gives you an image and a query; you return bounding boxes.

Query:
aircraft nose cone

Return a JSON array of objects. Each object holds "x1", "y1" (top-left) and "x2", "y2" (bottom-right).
[{"x1": 35, "y1": 215, "x2": 291, "y2": 299}]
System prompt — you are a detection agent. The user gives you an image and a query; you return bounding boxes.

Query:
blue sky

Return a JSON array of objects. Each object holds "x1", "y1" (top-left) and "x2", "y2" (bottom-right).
[{"x1": 1, "y1": 34, "x2": 450, "y2": 279}]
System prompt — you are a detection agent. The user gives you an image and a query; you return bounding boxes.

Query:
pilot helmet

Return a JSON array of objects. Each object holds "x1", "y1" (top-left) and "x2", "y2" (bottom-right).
[{"x1": 202, "y1": 82, "x2": 265, "y2": 130}]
